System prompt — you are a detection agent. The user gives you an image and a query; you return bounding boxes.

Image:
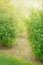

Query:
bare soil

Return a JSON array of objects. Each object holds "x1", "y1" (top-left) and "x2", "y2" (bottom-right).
[{"x1": 0, "y1": 31, "x2": 42, "y2": 64}]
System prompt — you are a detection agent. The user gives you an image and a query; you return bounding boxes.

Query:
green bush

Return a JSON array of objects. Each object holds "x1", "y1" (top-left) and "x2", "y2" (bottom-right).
[
  {"x1": 0, "y1": 2, "x2": 18, "y2": 47},
  {"x1": 27, "y1": 10, "x2": 43, "y2": 61}
]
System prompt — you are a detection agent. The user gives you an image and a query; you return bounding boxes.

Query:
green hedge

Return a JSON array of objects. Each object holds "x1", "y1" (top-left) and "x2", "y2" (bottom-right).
[
  {"x1": 0, "y1": 2, "x2": 18, "y2": 47},
  {"x1": 27, "y1": 10, "x2": 43, "y2": 61}
]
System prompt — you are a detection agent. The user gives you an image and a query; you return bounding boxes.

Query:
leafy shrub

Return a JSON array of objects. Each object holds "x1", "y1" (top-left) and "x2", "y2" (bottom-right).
[
  {"x1": 27, "y1": 10, "x2": 43, "y2": 61},
  {"x1": 0, "y1": 2, "x2": 18, "y2": 47}
]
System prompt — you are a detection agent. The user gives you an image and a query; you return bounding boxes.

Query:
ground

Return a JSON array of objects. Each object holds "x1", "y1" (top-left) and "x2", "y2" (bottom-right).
[{"x1": 0, "y1": 31, "x2": 42, "y2": 65}]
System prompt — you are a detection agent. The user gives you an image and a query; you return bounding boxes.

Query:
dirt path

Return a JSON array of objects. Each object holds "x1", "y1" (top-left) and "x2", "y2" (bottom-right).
[
  {"x1": 0, "y1": 31, "x2": 42, "y2": 64},
  {"x1": 0, "y1": 31, "x2": 33, "y2": 61}
]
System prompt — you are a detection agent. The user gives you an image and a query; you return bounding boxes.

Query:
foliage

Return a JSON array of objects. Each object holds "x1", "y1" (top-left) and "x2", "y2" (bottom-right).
[
  {"x1": 0, "y1": 0, "x2": 18, "y2": 47},
  {"x1": 27, "y1": 9, "x2": 43, "y2": 61}
]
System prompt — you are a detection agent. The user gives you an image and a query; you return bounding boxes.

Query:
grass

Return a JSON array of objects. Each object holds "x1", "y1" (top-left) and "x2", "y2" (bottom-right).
[{"x1": 0, "y1": 55, "x2": 42, "y2": 65}]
